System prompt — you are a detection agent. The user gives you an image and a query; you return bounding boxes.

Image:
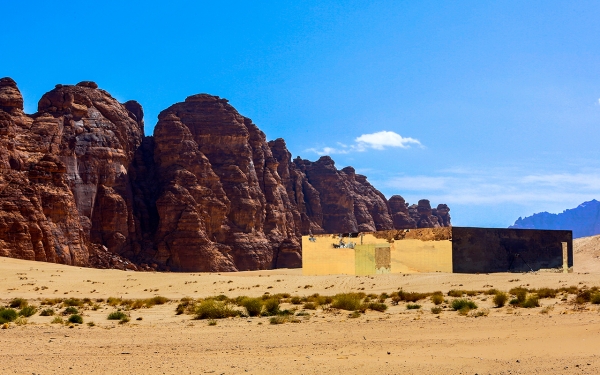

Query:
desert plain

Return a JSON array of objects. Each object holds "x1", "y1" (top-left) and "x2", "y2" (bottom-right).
[{"x1": 1, "y1": 236, "x2": 600, "y2": 375}]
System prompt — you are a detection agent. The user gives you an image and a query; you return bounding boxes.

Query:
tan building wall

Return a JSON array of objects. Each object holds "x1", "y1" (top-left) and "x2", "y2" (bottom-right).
[
  {"x1": 302, "y1": 234, "x2": 356, "y2": 275},
  {"x1": 302, "y1": 229, "x2": 452, "y2": 275}
]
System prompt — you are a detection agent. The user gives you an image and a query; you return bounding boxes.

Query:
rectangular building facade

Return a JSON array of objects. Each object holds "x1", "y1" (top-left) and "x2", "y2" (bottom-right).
[{"x1": 302, "y1": 227, "x2": 572, "y2": 275}]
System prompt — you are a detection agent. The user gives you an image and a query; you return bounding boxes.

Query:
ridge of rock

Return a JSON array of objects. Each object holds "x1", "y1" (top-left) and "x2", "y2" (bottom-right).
[
  {"x1": 510, "y1": 199, "x2": 600, "y2": 239},
  {"x1": 0, "y1": 78, "x2": 451, "y2": 271}
]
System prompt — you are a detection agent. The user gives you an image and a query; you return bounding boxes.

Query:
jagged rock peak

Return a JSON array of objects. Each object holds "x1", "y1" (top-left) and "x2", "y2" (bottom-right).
[{"x1": 0, "y1": 77, "x2": 24, "y2": 111}]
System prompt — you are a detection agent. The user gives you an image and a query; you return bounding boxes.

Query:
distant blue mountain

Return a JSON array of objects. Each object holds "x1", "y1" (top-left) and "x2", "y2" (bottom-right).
[{"x1": 510, "y1": 199, "x2": 600, "y2": 239}]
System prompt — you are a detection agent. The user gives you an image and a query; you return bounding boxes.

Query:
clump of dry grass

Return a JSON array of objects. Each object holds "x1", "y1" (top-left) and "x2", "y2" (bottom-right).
[{"x1": 269, "y1": 315, "x2": 300, "y2": 324}]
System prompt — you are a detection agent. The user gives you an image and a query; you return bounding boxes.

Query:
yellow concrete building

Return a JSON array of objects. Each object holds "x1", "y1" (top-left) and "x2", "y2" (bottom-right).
[{"x1": 302, "y1": 228, "x2": 453, "y2": 276}]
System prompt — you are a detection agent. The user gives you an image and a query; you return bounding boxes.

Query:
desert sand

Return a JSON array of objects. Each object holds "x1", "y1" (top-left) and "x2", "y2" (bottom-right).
[{"x1": 1, "y1": 240, "x2": 600, "y2": 375}]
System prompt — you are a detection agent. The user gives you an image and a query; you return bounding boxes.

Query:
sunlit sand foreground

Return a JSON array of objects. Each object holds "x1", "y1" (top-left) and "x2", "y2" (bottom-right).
[{"x1": 1, "y1": 253, "x2": 600, "y2": 375}]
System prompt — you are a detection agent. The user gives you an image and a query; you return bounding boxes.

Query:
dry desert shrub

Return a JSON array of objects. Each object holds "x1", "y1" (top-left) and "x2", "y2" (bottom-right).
[
  {"x1": 365, "y1": 302, "x2": 388, "y2": 312},
  {"x1": 41, "y1": 298, "x2": 63, "y2": 306},
  {"x1": 51, "y1": 316, "x2": 64, "y2": 324},
  {"x1": 14, "y1": 316, "x2": 28, "y2": 325},
  {"x1": 240, "y1": 297, "x2": 263, "y2": 317},
  {"x1": 40, "y1": 308, "x2": 55, "y2": 316},
  {"x1": 509, "y1": 287, "x2": 528, "y2": 304},
  {"x1": 468, "y1": 308, "x2": 489, "y2": 317},
  {"x1": 431, "y1": 306, "x2": 442, "y2": 314},
  {"x1": 18, "y1": 305, "x2": 37, "y2": 317},
  {"x1": 540, "y1": 306, "x2": 554, "y2": 314},
  {"x1": 107, "y1": 311, "x2": 128, "y2": 320},
  {"x1": 493, "y1": 292, "x2": 508, "y2": 308},
  {"x1": 447, "y1": 290, "x2": 465, "y2": 298},
  {"x1": 521, "y1": 295, "x2": 540, "y2": 308},
  {"x1": 194, "y1": 300, "x2": 239, "y2": 320},
  {"x1": 431, "y1": 292, "x2": 444, "y2": 305},
  {"x1": 9, "y1": 298, "x2": 27, "y2": 309},
  {"x1": 62, "y1": 307, "x2": 79, "y2": 315},
  {"x1": 303, "y1": 302, "x2": 317, "y2": 310},
  {"x1": 331, "y1": 293, "x2": 363, "y2": 311},
  {"x1": 533, "y1": 288, "x2": 558, "y2": 299},
  {"x1": 269, "y1": 315, "x2": 300, "y2": 324}
]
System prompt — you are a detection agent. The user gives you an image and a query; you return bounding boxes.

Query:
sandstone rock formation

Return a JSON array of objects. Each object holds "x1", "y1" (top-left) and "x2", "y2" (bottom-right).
[{"x1": 0, "y1": 78, "x2": 451, "y2": 271}]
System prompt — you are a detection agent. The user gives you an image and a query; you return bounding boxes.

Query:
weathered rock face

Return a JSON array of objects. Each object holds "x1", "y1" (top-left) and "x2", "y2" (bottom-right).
[
  {"x1": 0, "y1": 79, "x2": 143, "y2": 268},
  {"x1": 0, "y1": 78, "x2": 451, "y2": 272}
]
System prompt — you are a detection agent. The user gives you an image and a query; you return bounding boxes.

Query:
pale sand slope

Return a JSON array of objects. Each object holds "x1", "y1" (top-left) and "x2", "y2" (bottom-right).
[
  {"x1": 1, "y1": 255, "x2": 600, "y2": 375},
  {"x1": 575, "y1": 234, "x2": 600, "y2": 273}
]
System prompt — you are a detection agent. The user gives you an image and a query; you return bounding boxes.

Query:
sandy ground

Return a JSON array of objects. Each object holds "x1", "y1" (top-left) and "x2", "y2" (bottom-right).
[{"x1": 1, "y1": 240, "x2": 600, "y2": 375}]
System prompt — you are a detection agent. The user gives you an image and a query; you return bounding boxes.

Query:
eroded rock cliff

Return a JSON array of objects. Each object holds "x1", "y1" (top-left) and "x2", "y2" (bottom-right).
[{"x1": 0, "y1": 78, "x2": 451, "y2": 271}]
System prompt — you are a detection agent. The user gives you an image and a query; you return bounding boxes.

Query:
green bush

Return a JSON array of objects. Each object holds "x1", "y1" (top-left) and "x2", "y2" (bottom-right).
[
  {"x1": 40, "y1": 308, "x2": 55, "y2": 316},
  {"x1": 509, "y1": 287, "x2": 527, "y2": 303},
  {"x1": 0, "y1": 308, "x2": 18, "y2": 323},
  {"x1": 521, "y1": 296, "x2": 540, "y2": 308},
  {"x1": 431, "y1": 306, "x2": 442, "y2": 314},
  {"x1": 366, "y1": 302, "x2": 387, "y2": 312},
  {"x1": 194, "y1": 300, "x2": 239, "y2": 320},
  {"x1": 493, "y1": 292, "x2": 508, "y2": 307},
  {"x1": 9, "y1": 298, "x2": 28, "y2": 309},
  {"x1": 509, "y1": 298, "x2": 520, "y2": 306},
  {"x1": 19, "y1": 305, "x2": 37, "y2": 317},
  {"x1": 591, "y1": 293, "x2": 600, "y2": 305},
  {"x1": 262, "y1": 298, "x2": 280, "y2": 316},
  {"x1": 331, "y1": 293, "x2": 363, "y2": 311},
  {"x1": 451, "y1": 299, "x2": 477, "y2": 311},
  {"x1": 241, "y1": 298, "x2": 263, "y2": 317},
  {"x1": 108, "y1": 311, "x2": 128, "y2": 320},
  {"x1": 63, "y1": 307, "x2": 79, "y2": 315},
  {"x1": 68, "y1": 314, "x2": 83, "y2": 324},
  {"x1": 406, "y1": 304, "x2": 421, "y2": 310}
]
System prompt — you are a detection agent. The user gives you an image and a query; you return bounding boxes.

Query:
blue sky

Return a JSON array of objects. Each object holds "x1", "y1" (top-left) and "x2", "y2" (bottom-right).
[{"x1": 3, "y1": 1, "x2": 600, "y2": 227}]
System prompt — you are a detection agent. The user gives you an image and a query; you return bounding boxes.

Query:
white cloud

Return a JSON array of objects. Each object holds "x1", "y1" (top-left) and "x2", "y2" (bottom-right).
[
  {"x1": 355, "y1": 131, "x2": 421, "y2": 150},
  {"x1": 306, "y1": 130, "x2": 421, "y2": 156}
]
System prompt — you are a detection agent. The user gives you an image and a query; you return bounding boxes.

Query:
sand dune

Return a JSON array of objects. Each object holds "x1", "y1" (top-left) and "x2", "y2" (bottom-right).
[
  {"x1": 1, "y1": 254, "x2": 600, "y2": 374},
  {"x1": 574, "y1": 234, "x2": 600, "y2": 273}
]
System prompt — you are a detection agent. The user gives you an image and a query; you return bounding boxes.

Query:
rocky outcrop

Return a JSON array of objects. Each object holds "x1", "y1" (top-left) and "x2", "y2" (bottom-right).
[
  {"x1": 510, "y1": 200, "x2": 600, "y2": 239},
  {"x1": 0, "y1": 79, "x2": 143, "y2": 267},
  {"x1": 0, "y1": 78, "x2": 451, "y2": 272}
]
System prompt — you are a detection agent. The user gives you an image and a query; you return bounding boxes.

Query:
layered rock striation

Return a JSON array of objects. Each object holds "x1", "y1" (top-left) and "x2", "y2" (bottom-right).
[{"x1": 0, "y1": 78, "x2": 451, "y2": 271}]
